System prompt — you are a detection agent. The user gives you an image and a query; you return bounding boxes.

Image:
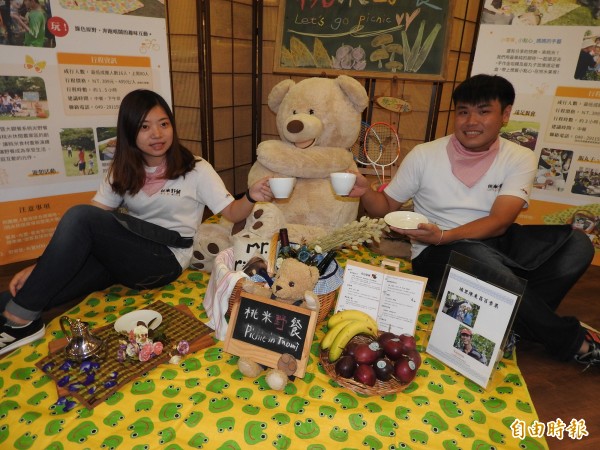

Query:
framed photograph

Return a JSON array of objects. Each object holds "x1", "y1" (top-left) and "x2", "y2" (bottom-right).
[
  {"x1": 273, "y1": 0, "x2": 453, "y2": 80},
  {"x1": 426, "y1": 252, "x2": 525, "y2": 389}
]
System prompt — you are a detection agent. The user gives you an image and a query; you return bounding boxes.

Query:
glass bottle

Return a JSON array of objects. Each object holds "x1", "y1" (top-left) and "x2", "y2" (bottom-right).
[
  {"x1": 316, "y1": 251, "x2": 337, "y2": 276},
  {"x1": 278, "y1": 228, "x2": 298, "y2": 259}
]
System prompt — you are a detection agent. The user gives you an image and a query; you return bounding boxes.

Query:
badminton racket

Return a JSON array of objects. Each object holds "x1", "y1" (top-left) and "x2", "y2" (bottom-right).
[
  {"x1": 351, "y1": 121, "x2": 385, "y2": 186},
  {"x1": 363, "y1": 122, "x2": 400, "y2": 188},
  {"x1": 351, "y1": 121, "x2": 371, "y2": 166}
]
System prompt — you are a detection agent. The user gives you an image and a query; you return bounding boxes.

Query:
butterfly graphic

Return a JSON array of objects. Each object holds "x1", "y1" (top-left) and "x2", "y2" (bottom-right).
[{"x1": 24, "y1": 55, "x2": 46, "y2": 73}]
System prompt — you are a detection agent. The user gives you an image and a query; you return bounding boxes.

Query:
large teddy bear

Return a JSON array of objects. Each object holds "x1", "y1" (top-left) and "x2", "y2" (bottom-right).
[{"x1": 191, "y1": 75, "x2": 369, "y2": 272}]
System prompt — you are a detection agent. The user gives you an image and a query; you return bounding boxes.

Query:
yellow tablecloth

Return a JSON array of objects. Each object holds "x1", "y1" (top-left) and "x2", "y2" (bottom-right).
[{"x1": 0, "y1": 250, "x2": 548, "y2": 449}]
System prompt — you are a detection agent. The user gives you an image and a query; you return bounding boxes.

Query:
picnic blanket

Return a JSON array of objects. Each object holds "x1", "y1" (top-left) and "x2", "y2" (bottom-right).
[{"x1": 0, "y1": 249, "x2": 548, "y2": 449}]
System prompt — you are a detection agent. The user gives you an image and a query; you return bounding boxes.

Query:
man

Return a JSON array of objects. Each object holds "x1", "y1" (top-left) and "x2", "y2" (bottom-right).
[
  {"x1": 456, "y1": 328, "x2": 487, "y2": 364},
  {"x1": 350, "y1": 74, "x2": 598, "y2": 369},
  {"x1": 574, "y1": 40, "x2": 596, "y2": 80}
]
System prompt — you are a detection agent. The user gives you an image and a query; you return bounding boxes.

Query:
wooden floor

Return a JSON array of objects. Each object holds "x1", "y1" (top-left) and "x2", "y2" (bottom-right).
[{"x1": 1, "y1": 261, "x2": 598, "y2": 449}]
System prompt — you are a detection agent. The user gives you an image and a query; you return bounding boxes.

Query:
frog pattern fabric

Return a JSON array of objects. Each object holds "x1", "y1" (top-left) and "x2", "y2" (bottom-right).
[{"x1": 0, "y1": 252, "x2": 549, "y2": 449}]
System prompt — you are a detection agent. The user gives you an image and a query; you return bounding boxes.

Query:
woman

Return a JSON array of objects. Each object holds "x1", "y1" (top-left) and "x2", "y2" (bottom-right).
[{"x1": 0, "y1": 89, "x2": 273, "y2": 355}]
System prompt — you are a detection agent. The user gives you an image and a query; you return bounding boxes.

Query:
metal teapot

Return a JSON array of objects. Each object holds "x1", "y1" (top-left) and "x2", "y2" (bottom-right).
[{"x1": 60, "y1": 316, "x2": 104, "y2": 361}]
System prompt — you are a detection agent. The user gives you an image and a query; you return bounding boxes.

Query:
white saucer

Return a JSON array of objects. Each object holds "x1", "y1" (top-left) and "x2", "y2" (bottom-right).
[
  {"x1": 384, "y1": 211, "x2": 429, "y2": 229},
  {"x1": 114, "y1": 310, "x2": 162, "y2": 333}
]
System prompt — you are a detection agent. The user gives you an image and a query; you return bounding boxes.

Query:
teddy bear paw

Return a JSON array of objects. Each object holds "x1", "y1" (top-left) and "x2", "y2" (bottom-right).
[{"x1": 303, "y1": 290, "x2": 319, "y2": 311}]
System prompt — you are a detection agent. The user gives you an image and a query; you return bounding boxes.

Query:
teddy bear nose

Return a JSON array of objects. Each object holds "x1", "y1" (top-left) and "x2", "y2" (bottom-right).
[{"x1": 287, "y1": 120, "x2": 304, "y2": 134}]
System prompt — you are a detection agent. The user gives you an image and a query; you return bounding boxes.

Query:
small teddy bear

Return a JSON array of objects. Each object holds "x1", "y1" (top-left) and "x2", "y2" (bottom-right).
[{"x1": 242, "y1": 258, "x2": 320, "y2": 313}]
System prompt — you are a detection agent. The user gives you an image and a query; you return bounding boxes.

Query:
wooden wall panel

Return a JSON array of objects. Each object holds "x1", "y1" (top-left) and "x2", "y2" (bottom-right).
[
  {"x1": 233, "y1": 75, "x2": 252, "y2": 105},
  {"x1": 210, "y1": 0, "x2": 233, "y2": 37},
  {"x1": 214, "y1": 139, "x2": 234, "y2": 171},
  {"x1": 169, "y1": 35, "x2": 199, "y2": 73},
  {"x1": 232, "y1": 2, "x2": 253, "y2": 40},
  {"x1": 167, "y1": 0, "x2": 196, "y2": 35},
  {"x1": 211, "y1": 38, "x2": 233, "y2": 73},
  {"x1": 173, "y1": 106, "x2": 201, "y2": 142},
  {"x1": 234, "y1": 136, "x2": 253, "y2": 166},
  {"x1": 233, "y1": 40, "x2": 253, "y2": 73},
  {"x1": 213, "y1": 108, "x2": 233, "y2": 141},
  {"x1": 212, "y1": 74, "x2": 233, "y2": 108},
  {"x1": 234, "y1": 106, "x2": 253, "y2": 136},
  {"x1": 171, "y1": 72, "x2": 200, "y2": 108}
]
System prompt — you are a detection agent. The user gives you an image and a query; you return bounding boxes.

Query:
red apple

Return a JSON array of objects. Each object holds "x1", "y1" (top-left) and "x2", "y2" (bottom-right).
[
  {"x1": 406, "y1": 349, "x2": 422, "y2": 368},
  {"x1": 382, "y1": 337, "x2": 405, "y2": 361},
  {"x1": 353, "y1": 341, "x2": 382, "y2": 365},
  {"x1": 335, "y1": 355, "x2": 357, "y2": 378},
  {"x1": 377, "y1": 332, "x2": 397, "y2": 347},
  {"x1": 373, "y1": 357, "x2": 394, "y2": 381},
  {"x1": 344, "y1": 341, "x2": 360, "y2": 358},
  {"x1": 354, "y1": 364, "x2": 376, "y2": 386},
  {"x1": 394, "y1": 355, "x2": 417, "y2": 384},
  {"x1": 398, "y1": 333, "x2": 417, "y2": 353}
]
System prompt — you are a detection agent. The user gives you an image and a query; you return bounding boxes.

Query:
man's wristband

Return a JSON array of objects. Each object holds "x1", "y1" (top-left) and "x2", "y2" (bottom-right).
[
  {"x1": 436, "y1": 229, "x2": 445, "y2": 246},
  {"x1": 245, "y1": 189, "x2": 257, "y2": 203}
]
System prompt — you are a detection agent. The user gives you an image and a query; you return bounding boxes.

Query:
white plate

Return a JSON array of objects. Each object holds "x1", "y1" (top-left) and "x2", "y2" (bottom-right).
[
  {"x1": 114, "y1": 310, "x2": 162, "y2": 333},
  {"x1": 384, "y1": 211, "x2": 429, "y2": 229}
]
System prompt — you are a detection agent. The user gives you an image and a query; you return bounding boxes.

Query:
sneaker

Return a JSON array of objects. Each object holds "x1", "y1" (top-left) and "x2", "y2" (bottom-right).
[
  {"x1": 574, "y1": 329, "x2": 600, "y2": 371},
  {"x1": 0, "y1": 316, "x2": 46, "y2": 356}
]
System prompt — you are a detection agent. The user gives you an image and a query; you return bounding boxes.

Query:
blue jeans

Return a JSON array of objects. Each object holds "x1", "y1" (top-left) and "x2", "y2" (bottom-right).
[
  {"x1": 412, "y1": 224, "x2": 594, "y2": 361},
  {"x1": 4, "y1": 205, "x2": 182, "y2": 321}
]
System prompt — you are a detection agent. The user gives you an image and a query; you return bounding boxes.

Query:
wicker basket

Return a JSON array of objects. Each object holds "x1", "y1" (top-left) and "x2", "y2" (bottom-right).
[
  {"x1": 319, "y1": 333, "x2": 412, "y2": 396},
  {"x1": 227, "y1": 278, "x2": 337, "y2": 324},
  {"x1": 225, "y1": 233, "x2": 341, "y2": 323}
]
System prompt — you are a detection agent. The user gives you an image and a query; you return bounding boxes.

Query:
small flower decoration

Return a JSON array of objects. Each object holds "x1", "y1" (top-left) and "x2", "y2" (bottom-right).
[
  {"x1": 139, "y1": 343, "x2": 154, "y2": 362},
  {"x1": 177, "y1": 340, "x2": 189, "y2": 356},
  {"x1": 116, "y1": 319, "x2": 189, "y2": 365}
]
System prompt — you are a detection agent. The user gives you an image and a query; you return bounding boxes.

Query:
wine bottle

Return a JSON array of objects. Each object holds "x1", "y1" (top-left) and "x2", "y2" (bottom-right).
[
  {"x1": 278, "y1": 228, "x2": 298, "y2": 259},
  {"x1": 316, "y1": 251, "x2": 337, "y2": 275}
]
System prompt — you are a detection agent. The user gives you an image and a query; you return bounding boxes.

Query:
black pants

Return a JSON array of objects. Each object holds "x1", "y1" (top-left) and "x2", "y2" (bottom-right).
[{"x1": 3, "y1": 205, "x2": 182, "y2": 321}]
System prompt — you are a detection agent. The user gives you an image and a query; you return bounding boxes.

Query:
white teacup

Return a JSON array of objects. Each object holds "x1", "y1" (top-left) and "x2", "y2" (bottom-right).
[
  {"x1": 330, "y1": 172, "x2": 356, "y2": 196},
  {"x1": 269, "y1": 177, "x2": 296, "y2": 199}
]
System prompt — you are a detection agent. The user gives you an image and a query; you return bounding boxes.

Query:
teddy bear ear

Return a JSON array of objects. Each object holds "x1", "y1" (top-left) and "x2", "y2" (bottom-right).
[
  {"x1": 268, "y1": 79, "x2": 296, "y2": 113},
  {"x1": 335, "y1": 75, "x2": 369, "y2": 113}
]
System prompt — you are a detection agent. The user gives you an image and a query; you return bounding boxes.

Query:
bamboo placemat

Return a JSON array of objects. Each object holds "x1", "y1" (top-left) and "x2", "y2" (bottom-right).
[{"x1": 35, "y1": 301, "x2": 213, "y2": 409}]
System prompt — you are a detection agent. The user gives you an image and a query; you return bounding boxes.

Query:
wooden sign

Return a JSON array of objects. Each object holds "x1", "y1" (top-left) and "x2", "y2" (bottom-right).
[
  {"x1": 223, "y1": 292, "x2": 318, "y2": 378},
  {"x1": 376, "y1": 96, "x2": 412, "y2": 113},
  {"x1": 274, "y1": 0, "x2": 453, "y2": 80}
]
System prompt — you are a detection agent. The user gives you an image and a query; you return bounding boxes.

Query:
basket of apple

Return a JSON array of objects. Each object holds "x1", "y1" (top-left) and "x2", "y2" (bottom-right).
[{"x1": 320, "y1": 330, "x2": 422, "y2": 396}]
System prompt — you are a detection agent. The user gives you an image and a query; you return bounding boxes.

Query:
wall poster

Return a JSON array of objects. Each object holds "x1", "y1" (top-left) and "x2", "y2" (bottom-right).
[
  {"x1": 0, "y1": 0, "x2": 171, "y2": 265},
  {"x1": 274, "y1": 0, "x2": 453, "y2": 80},
  {"x1": 472, "y1": 1, "x2": 600, "y2": 265}
]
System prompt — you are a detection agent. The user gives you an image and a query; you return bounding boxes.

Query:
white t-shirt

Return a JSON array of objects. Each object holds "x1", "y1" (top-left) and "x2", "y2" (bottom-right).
[
  {"x1": 385, "y1": 135, "x2": 537, "y2": 259},
  {"x1": 93, "y1": 158, "x2": 234, "y2": 268}
]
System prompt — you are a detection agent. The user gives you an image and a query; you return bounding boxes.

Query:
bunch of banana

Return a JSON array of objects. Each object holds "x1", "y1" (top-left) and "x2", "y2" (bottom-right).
[{"x1": 321, "y1": 310, "x2": 378, "y2": 362}]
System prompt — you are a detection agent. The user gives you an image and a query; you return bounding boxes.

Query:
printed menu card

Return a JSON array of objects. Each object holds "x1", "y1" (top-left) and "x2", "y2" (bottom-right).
[{"x1": 335, "y1": 260, "x2": 427, "y2": 335}]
